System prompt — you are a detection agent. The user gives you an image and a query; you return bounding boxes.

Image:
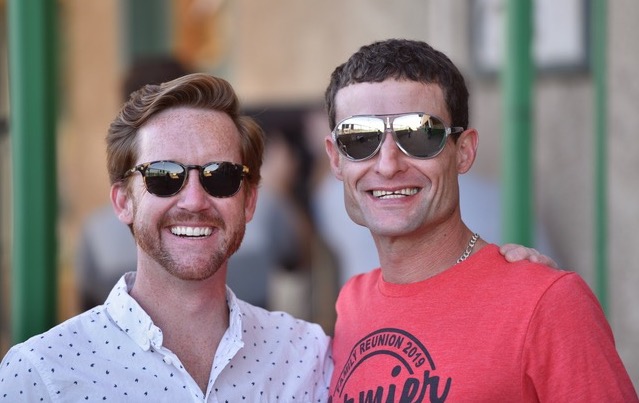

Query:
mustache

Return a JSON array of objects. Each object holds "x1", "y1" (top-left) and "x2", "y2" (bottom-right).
[{"x1": 163, "y1": 211, "x2": 226, "y2": 229}]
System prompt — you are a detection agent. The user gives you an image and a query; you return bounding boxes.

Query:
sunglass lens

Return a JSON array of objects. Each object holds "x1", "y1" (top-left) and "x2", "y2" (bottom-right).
[
  {"x1": 201, "y1": 162, "x2": 243, "y2": 197},
  {"x1": 144, "y1": 161, "x2": 186, "y2": 196},
  {"x1": 335, "y1": 117, "x2": 385, "y2": 160},
  {"x1": 393, "y1": 114, "x2": 447, "y2": 158}
]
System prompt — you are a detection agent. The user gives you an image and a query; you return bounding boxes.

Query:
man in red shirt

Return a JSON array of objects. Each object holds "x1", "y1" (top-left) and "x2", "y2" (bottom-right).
[{"x1": 324, "y1": 39, "x2": 637, "y2": 402}]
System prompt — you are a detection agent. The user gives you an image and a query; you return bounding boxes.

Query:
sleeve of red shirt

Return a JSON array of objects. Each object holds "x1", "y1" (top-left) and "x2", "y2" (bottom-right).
[{"x1": 522, "y1": 272, "x2": 638, "y2": 402}]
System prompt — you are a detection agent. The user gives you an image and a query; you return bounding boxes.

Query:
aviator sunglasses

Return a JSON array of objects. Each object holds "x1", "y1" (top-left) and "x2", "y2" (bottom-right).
[
  {"x1": 332, "y1": 112, "x2": 464, "y2": 161},
  {"x1": 124, "y1": 160, "x2": 249, "y2": 198}
]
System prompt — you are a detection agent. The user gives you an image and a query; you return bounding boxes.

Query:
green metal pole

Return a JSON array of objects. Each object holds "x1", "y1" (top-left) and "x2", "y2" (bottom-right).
[
  {"x1": 502, "y1": 0, "x2": 534, "y2": 246},
  {"x1": 123, "y1": 0, "x2": 172, "y2": 63},
  {"x1": 592, "y1": 0, "x2": 608, "y2": 314},
  {"x1": 8, "y1": 0, "x2": 58, "y2": 342}
]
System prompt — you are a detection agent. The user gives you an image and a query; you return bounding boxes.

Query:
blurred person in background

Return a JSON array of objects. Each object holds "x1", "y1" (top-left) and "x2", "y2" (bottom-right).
[
  {"x1": 305, "y1": 106, "x2": 379, "y2": 287},
  {"x1": 324, "y1": 38, "x2": 637, "y2": 401},
  {"x1": 1, "y1": 73, "x2": 332, "y2": 400},
  {"x1": 226, "y1": 120, "x2": 313, "y2": 315},
  {"x1": 75, "y1": 55, "x2": 191, "y2": 310}
]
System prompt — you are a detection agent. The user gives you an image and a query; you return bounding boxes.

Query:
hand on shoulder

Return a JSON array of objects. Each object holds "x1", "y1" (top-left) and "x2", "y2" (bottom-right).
[{"x1": 499, "y1": 243, "x2": 558, "y2": 268}]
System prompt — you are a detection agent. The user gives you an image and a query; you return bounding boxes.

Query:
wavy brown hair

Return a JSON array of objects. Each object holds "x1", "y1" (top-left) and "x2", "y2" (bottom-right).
[{"x1": 107, "y1": 73, "x2": 264, "y2": 189}]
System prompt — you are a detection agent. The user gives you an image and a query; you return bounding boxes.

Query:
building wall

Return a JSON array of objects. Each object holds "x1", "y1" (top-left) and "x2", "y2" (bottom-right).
[
  {"x1": 608, "y1": 0, "x2": 639, "y2": 383},
  {"x1": 56, "y1": 0, "x2": 122, "y2": 317}
]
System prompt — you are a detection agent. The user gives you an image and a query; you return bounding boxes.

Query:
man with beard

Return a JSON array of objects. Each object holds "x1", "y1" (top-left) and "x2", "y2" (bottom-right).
[{"x1": 0, "y1": 74, "x2": 332, "y2": 401}]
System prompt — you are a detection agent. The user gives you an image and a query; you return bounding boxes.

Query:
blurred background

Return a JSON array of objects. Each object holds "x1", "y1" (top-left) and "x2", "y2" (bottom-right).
[{"x1": 1, "y1": 0, "x2": 637, "y2": 389}]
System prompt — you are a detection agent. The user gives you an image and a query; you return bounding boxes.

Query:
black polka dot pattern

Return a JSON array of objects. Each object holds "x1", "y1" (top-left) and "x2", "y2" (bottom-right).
[{"x1": 0, "y1": 273, "x2": 333, "y2": 401}]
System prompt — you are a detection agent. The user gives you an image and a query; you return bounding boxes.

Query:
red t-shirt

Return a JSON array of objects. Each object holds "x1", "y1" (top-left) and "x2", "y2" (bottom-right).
[{"x1": 329, "y1": 245, "x2": 637, "y2": 402}]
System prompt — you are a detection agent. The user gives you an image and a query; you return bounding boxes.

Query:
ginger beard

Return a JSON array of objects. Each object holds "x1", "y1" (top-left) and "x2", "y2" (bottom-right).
[{"x1": 131, "y1": 203, "x2": 246, "y2": 281}]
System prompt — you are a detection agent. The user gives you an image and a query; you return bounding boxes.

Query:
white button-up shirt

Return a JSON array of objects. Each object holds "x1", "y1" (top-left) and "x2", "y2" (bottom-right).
[{"x1": 0, "y1": 273, "x2": 333, "y2": 402}]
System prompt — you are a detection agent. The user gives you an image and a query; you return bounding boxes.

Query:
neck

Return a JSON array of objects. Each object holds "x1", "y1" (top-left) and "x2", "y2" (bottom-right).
[
  {"x1": 131, "y1": 262, "x2": 229, "y2": 323},
  {"x1": 375, "y1": 223, "x2": 485, "y2": 284},
  {"x1": 130, "y1": 261, "x2": 230, "y2": 393}
]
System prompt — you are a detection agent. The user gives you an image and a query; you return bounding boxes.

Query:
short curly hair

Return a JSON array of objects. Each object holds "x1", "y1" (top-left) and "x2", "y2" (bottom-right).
[{"x1": 324, "y1": 39, "x2": 469, "y2": 139}]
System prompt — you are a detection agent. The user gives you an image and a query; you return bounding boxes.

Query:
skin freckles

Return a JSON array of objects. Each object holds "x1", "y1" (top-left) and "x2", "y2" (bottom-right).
[{"x1": 112, "y1": 106, "x2": 257, "y2": 284}]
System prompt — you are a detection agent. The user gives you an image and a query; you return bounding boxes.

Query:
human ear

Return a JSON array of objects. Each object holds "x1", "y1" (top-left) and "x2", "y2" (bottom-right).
[
  {"x1": 325, "y1": 135, "x2": 344, "y2": 180},
  {"x1": 456, "y1": 128, "x2": 479, "y2": 174},
  {"x1": 111, "y1": 182, "x2": 134, "y2": 225},
  {"x1": 243, "y1": 184, "x2": 258, "y2": 223}
]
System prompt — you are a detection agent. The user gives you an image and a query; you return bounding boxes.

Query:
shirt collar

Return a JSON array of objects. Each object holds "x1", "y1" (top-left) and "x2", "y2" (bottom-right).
[
  {"x1": 225, "y1": 285, "x2": 243, "y2": 345},
  {"x1": 104, "y1": 272, "x2": 244, "y2": 353},
  {"x1": 104, "y1": 272, "x2": 163, "y2": 351}
]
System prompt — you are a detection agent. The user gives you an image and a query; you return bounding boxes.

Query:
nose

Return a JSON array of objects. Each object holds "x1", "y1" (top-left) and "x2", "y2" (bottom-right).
[
  {"x1": 176, "y1": 169, "x2": 209, "y2": 211},
  {"x1": 374, "y1": 129, "x2": 407, "y2": 177}
]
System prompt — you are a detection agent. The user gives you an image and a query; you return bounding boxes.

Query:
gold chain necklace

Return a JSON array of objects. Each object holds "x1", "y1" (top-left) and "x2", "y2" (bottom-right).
[{"x1": 456, "y1": 233, "x2": 479, "y2": 264}]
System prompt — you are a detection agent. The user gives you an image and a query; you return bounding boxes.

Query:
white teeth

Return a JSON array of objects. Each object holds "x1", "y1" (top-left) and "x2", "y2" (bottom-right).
[
  {"x1": 171, "y1": 226, "x2": 213, "y2": 237},
  {"x1": 372, "y1": 188, "x2": 419, "y2": 199}
]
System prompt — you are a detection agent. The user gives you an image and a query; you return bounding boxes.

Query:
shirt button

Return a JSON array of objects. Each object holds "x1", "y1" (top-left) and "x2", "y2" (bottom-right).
[{"x1": 163, "y1": 356, "x2": 173, "y2": 365}]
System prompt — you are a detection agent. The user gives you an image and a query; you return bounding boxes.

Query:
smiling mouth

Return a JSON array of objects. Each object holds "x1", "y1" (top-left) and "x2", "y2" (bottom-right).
[
  {"x1": 170, "y1": 226, "x2": 213, "y2": 237},
  {"x1": 371, "y1": 188, "x2": 420, "y2": 199}
]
